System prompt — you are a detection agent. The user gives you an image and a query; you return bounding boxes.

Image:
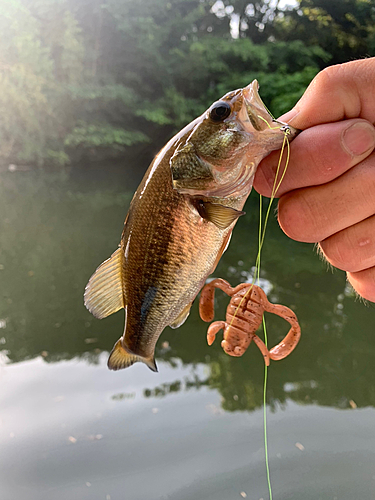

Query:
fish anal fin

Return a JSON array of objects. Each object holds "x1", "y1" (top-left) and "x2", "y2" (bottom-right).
[
  {"x1": 169, "y1": 302, "x2": 192, "y2": 329},
  {"x1": 84, "y1": 247, "x2": 124, "y2": 319},
  {"x1": 108, "y1": 339, "x2": 158, "y2": 372},
  {"x1": 196, "y1": 201, "x2": 245, "y2": 230}
]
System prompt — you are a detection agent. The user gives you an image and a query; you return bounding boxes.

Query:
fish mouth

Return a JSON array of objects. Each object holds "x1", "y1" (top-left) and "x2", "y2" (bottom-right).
[{"x1": 242, "y1": 80, "x2": 300, "y2": 140}]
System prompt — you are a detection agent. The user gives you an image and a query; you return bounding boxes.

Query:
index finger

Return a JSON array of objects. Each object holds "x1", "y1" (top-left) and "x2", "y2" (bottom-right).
[{"x1": 254, "y1": 118, "x2": 375, "y2": 197}]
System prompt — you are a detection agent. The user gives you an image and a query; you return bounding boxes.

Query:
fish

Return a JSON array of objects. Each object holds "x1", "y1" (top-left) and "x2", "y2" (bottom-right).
[{"x1": 84, "y1": 80, "x2": 299, "y2": 372}]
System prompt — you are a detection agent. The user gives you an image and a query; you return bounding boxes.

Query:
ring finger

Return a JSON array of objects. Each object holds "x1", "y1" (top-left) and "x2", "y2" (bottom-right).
[
  {"x1": 277, "y1": 154, "x2": 375, "y2": 243},
  {"x1": 319, "y1": 214, "x2": 375, "y2": 273}
]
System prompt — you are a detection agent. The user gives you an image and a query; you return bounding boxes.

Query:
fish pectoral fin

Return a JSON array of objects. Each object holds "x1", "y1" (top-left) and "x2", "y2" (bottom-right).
[
  {"x1": 84, "y1": 247, "x2": 124, "y2": 319},
  {"x1": 169, "y1": 302, "x2": 192, "y2": 329},
  {"x1": 108, "y1": 338, "x2": 158, "y2": 372},
  {"x1": 196, "y1": 201, "x2": 245, "y2": 230}
]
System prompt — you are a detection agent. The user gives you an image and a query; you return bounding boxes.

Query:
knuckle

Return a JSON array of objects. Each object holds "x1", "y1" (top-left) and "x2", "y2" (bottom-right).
[
  {"x1": 311, "y1": 65, "x2": 360, "y2": 118},
  {"x1": 319, "y1": 233, "x2": 356, "y2": 272},
  {"x1": 316, "y1": 66, "x2": 335, "y2": 86},
  {"x1": 278, "y1": 191, "x2": 322, "y2": 242},
  {"x1": 347, "y1": 268, "x2": 375, "y2": 302},
  {"x1": 311, "y1": 65, "x2": 341, "y2": 94}
]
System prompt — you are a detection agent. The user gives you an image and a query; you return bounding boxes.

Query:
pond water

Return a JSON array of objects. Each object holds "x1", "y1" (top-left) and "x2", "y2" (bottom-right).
[{"x1": 1, "y1": 164, "x2": 375, "y2": 500}]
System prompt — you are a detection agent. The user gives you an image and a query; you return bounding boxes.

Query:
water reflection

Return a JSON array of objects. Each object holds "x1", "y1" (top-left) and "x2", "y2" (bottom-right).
[
  {"x1": 2, "y1": 355, "x2": 374, "y2": 500},
  {"x1": 1, "y1": 169, "x2": 375, "y2": 415}
]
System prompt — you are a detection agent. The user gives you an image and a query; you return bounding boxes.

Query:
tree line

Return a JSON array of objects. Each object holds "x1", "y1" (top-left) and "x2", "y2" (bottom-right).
[{"x1": 1, "y1": 0, "x2": 374, "y2": 167}]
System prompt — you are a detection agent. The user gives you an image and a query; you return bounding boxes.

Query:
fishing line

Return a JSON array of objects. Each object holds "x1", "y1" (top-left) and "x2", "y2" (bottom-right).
[
  {"x1": 227, "y1": 123, "x2": 291, "y2": 500},
  {"x1": 258, "y1": 132, "x2": 290, "y2": 500},
  {"x1": 262, "y1": 316, "x2": 272, "y2": 499},
  {"x1": 258, "y1": 192, "x2": 273, "y2": 500}
]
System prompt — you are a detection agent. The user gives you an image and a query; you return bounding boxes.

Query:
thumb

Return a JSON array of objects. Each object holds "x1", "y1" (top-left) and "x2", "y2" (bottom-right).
[{"x1": 280, "y1": 58, "x2": 375, "y2": 129}]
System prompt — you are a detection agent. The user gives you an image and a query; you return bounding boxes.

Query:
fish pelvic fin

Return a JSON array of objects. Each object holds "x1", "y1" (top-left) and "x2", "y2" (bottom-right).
[
  {"x1": 84, "y1": 247, "x2": 124, "y2": 319},
  {"x1": 196, "y1": 200, "x2": 245, "y2": 230},
  {"x1": 169, "y1": 302, "x2": 192, "y2": 329},
  {"x1": 107, "y1": 338, "x2": 158, "y2": 372},
  {"x1": 211, "y1": 232, "x2": 232, "y2": 274}
]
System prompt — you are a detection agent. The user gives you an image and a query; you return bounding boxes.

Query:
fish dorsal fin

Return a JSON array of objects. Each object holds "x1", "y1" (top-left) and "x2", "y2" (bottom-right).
[
  {"x1": 196, "y1": 201, "x2": 245, "y2": 230},
  {"x1": 108, "y1": 338, "x2": 158, "y2": 372},
  {"x1": 169, "y1": 302, "x2": 192, "y2": 329},
  {"x1": 84, "y1": 247, "x2": 124, "y2": 319}
]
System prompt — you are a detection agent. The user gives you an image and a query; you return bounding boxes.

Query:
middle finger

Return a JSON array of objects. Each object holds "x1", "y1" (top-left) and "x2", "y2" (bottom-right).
[{"x1": 277, "y1": 154, "x2": 375, "y2": 243}]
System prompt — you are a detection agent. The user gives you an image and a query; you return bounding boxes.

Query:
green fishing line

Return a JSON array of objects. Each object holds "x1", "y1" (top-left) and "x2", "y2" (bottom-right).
[
  {"x1": 254, "y1": 132, "x2": 291, "y2": 500},
  {"x1": 229, "y1": 125, "x2": 290, "y2": 499},
  {"x1": 256, "y1": 194, "x2": 273, "y2": 500}
]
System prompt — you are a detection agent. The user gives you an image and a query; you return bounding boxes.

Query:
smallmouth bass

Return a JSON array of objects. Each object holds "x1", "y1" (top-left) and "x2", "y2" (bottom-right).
[{"x1": 84, "y1": 80, "x2": 299, "y2": 372}]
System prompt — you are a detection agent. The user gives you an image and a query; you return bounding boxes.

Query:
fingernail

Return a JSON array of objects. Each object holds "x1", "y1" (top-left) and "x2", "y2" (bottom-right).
[
  {"x1": 342, "y1": 122, "x2": 375, "y2": 157},
  {"x1": 278, "y1": 108, "x2": 300, "y2": 124}
]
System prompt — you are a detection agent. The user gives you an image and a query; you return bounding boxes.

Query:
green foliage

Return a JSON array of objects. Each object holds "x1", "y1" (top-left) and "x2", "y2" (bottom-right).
[
  {"x1": 0, "y1": 0, "x2": 84, "y2": 166},
  {"x1": 64, "y1": 122, "x2": 149, "y2": 149},
  {"x1": 0, "y1": 0, "x2": 53, "y2": 165},
  {"x1": 44, "y1": 149, "x2": 71, "y2": 167},
  {"x1": 200, "y1": 38, "x2": 329, "y2": 116},
  {"x1": 0, "y1": 0, "x2": 374, "y2": 166},
  {"x1": 276, "y1": 0, "x2": 375, "y2": 64},
  {"x1": 68, "y1": 84, "x2": 136, "y2": 104}
]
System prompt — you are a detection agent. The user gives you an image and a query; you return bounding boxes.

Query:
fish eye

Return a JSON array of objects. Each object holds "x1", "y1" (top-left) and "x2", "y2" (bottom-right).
[{"x1": 209, "y1": 101, "x2": 231, "y2": 122}]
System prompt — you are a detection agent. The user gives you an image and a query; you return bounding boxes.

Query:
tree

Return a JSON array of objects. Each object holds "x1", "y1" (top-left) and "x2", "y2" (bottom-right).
[
  {"x1": 1, "y1": 0, "x2": 374, "y2": 165},
  {"x1": 275, "y1": 0, "x2": 375, "y2": 66}
]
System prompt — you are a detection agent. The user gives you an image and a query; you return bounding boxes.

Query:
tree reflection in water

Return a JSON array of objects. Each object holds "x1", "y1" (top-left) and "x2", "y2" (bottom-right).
[{"x1": 1, "y1": 170, "x2": 374, "y2": 413}]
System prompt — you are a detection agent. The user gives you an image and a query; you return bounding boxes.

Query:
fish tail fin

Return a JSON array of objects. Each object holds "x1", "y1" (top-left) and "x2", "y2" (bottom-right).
[{"x1": 107, "y1": 338, "x2": 158, "y2": 372}]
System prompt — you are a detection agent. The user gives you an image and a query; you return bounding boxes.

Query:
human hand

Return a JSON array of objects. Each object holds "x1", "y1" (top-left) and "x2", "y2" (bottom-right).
[{"x1": 254, "y1": 58, "x2": 375, "y2": 302}]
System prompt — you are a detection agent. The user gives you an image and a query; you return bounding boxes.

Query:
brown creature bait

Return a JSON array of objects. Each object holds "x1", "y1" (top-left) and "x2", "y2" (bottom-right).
[{"x1": 199, "y1": 278, "x2": 301, "y2": 365}]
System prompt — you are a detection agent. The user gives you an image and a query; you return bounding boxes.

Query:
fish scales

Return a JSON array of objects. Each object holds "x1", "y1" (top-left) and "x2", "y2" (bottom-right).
[
  {"x1": 84, "y1": 80, "x2": 299, "y2": 371},
  {"x1": 122, "y1": 135, "x2": 229, "y2": 359}
]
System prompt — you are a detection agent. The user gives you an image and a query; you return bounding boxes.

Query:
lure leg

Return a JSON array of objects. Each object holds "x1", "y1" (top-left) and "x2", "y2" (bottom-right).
[
  {"x1": 199, "y1": 282, "x2": 217, "y2": 322},
  {"x1": 250, "y1": 286, "x2": 301, "y2": 361},
  {"x1": 199, "y1": 278, "x2": 243, "y2": 322},
  {"x1": 263, "y1": 303, "x2": 301, "y2": 360},
  {"x1": 252, "y1": 334, "x2": 271, "y2": 366},
  {"x1": 207, "y1": 321, "x2": 226, "y2": 346},
  {"x1": 200, "y1": 279, "x2": 255, "y2": 321}
]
